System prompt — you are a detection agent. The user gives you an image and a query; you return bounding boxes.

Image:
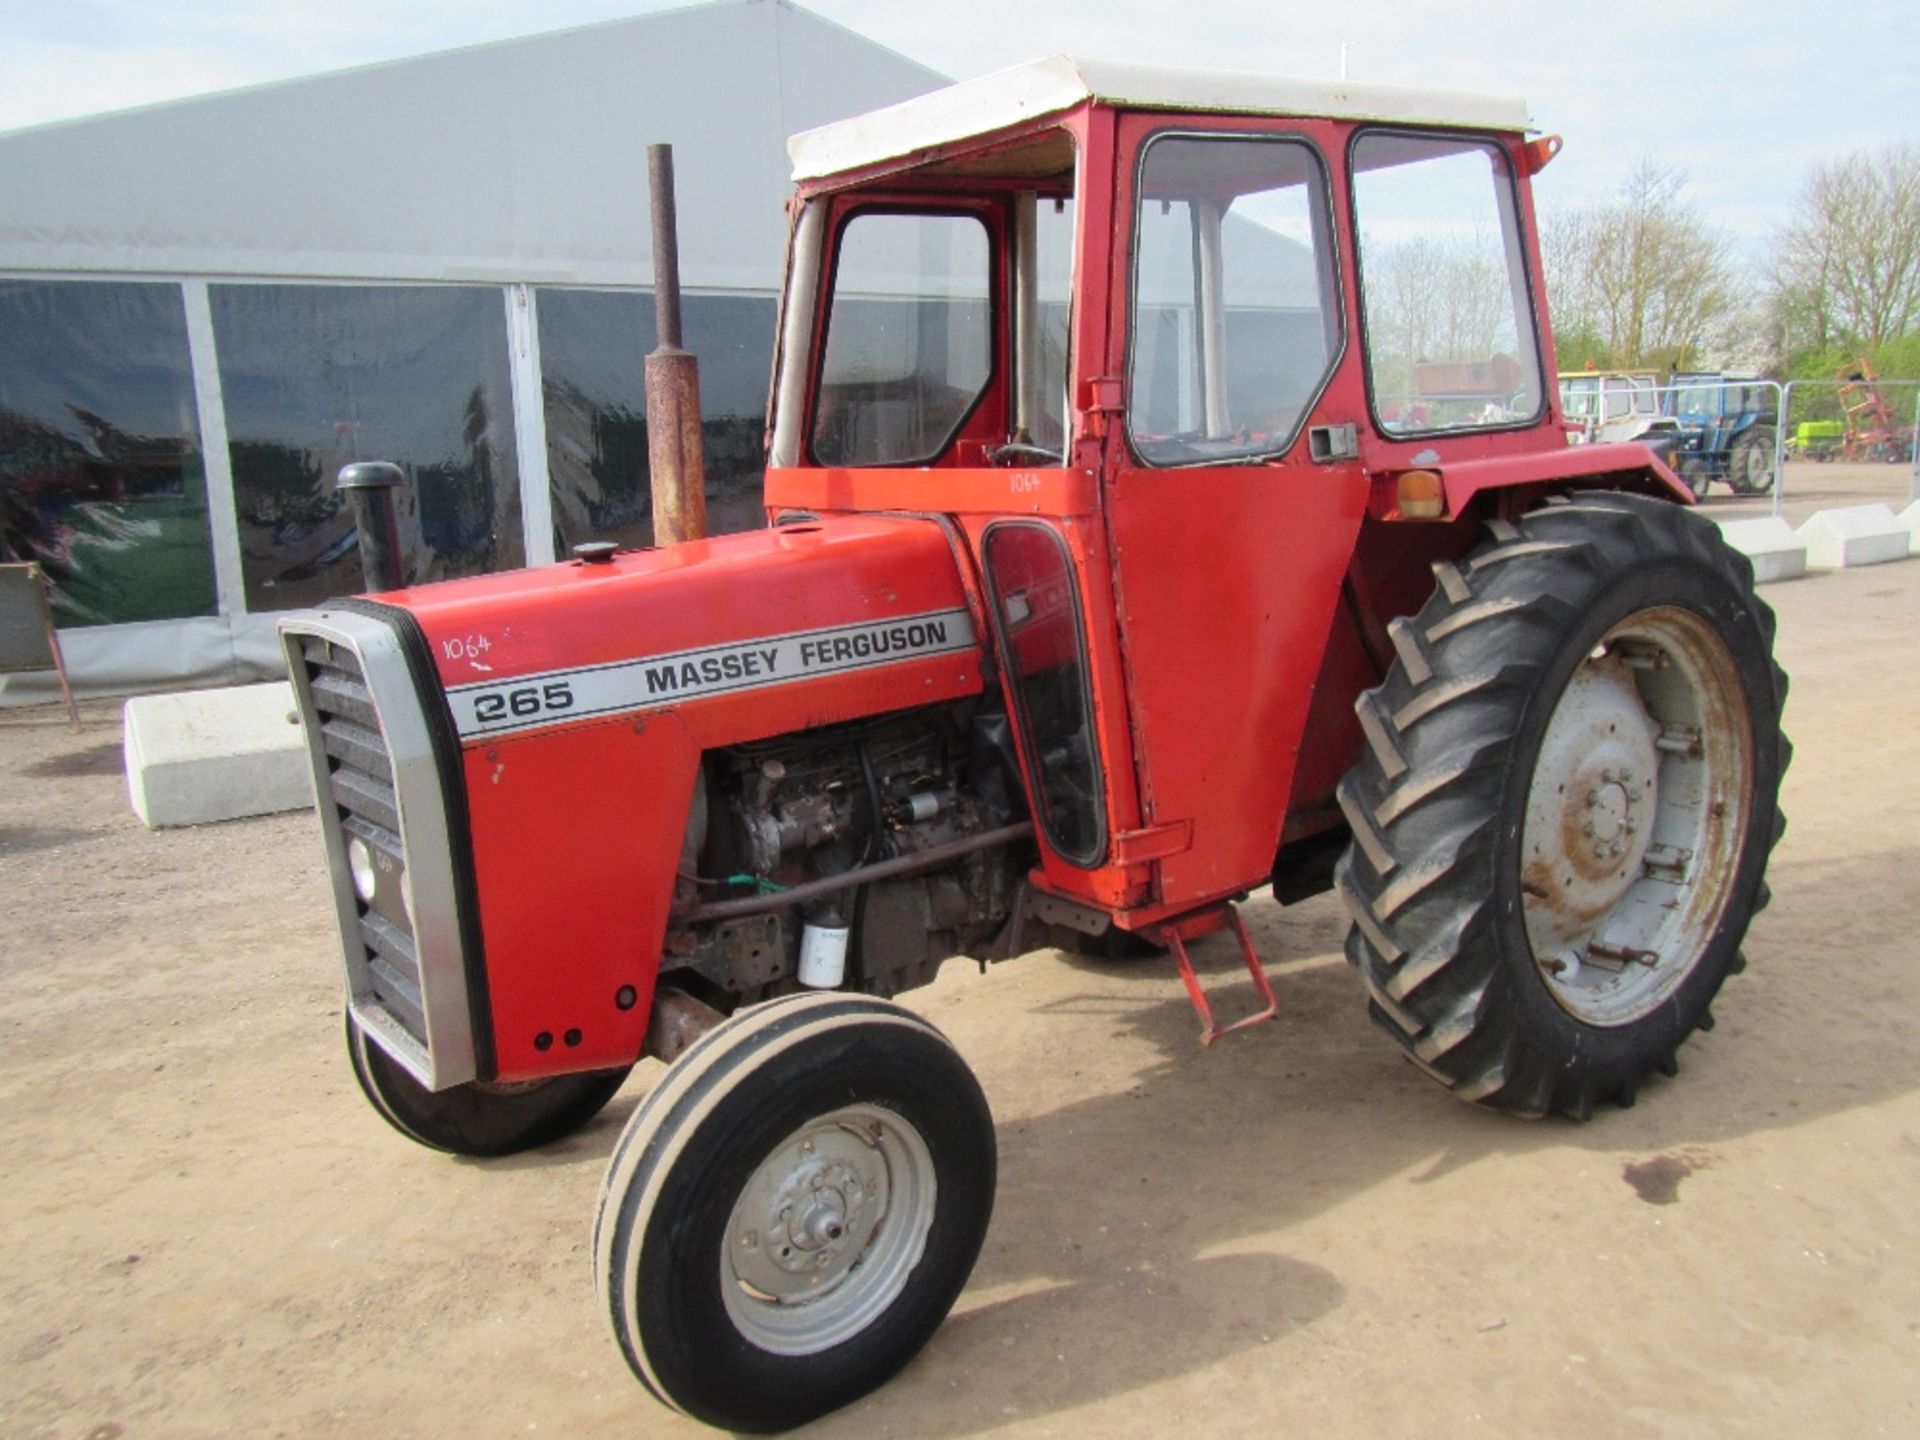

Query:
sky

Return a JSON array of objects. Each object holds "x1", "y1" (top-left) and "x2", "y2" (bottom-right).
[{"x1": 1, "y1": 0, "x2": 1914, "y2": 254}]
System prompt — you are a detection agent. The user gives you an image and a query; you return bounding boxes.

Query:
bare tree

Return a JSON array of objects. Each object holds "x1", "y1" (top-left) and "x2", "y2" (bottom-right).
[
  {"x1": 1361, "y1": 228, "x2": 1519, "y2": 417},
  {"x1": 1774, "y1": 143, "x2": 1920, "y2": 350},
  {"x1": 1544, "y1": 161, "x2": 1735, "y2": 370}
]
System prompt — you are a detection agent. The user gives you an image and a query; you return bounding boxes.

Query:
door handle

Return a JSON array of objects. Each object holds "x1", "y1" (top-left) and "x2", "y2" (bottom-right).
[{"x1": 1308, "y1": 423, "x2": 1359, "y2": 463}]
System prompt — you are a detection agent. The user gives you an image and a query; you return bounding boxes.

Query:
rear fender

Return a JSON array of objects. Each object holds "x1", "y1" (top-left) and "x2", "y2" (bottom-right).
[{"x1": 1409, "y1": 441, "x2": 1693, "y2": 518}]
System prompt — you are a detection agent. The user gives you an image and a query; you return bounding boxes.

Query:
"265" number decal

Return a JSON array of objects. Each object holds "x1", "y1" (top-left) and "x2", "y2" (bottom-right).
[{"x1": 472, "y1": 681, "x2": 575, "y2": 725}]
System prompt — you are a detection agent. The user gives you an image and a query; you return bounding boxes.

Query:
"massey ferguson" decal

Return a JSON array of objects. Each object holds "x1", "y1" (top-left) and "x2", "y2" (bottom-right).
[{"x1": 444, "y1": 608, "x2": 976, "y2": 738}]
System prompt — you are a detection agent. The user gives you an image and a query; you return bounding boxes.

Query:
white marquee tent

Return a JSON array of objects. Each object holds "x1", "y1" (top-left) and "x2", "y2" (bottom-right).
[{"x1": 0, "y1": 0, "x2": 943, "y2": 698}]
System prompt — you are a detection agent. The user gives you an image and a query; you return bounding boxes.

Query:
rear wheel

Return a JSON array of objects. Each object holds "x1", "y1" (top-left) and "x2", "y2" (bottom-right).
[
  {"x1": 595, "y1": 992, "x2": 995, "y2": 1432},
  {"x1": 1334, "y1": 493, "x2": 1789, "y2": 1118},
  {"x1": 347, "y1": 1015, "x2": 631, "y2": 1157}
]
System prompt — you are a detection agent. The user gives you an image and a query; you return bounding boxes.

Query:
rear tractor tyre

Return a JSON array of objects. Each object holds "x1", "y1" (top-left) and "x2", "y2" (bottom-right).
[
  {"x1": 347, "y1": 1015, "x2": 632, "y2": 1157},
  {"x1": 595, "y1": 992, "x2": 996, "y2": 1432},
  {"x1": 1730, "y1": 427, "x2": 1777, "y2": 495},
  {"x1": 1334, "y1": 493, "x2": 1789, "y2": 1119}
]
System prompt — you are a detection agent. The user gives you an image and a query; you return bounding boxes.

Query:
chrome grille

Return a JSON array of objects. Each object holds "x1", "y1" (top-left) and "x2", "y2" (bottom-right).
[{"x1": 297, "y1": 637, "x2": 429, "y2": 1045}]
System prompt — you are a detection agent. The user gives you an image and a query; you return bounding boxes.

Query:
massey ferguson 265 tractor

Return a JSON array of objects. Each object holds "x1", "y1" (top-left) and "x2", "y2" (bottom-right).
[{"x1": 281, "y1": 57, "x2": 1789, "y2": 1432}]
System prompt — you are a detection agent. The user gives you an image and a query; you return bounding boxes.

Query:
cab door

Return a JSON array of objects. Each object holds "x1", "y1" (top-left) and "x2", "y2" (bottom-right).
[{"x1": 1098, "y1": 117, "x2": 1369, "y2": 912}]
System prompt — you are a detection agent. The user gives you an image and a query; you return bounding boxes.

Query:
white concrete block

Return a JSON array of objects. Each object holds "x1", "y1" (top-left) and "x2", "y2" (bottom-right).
[
  {"x1": 1795, "y1": 504, "x2": 1912, "y2": 570},
  {"x1": 125, "y1": 681, "x2": 314, "y2": 829},
  {"x1": 1716, "y1": 516, "x2": 1808, "y2": 584},
  {"x1": 1899, "y1": 499, "x2": 1920, "y2": 556}
]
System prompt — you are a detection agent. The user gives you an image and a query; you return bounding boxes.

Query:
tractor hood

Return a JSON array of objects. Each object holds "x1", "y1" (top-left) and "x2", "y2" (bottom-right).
[{"x1": 320, "y1": 515, "x2": 986, "y2": 750}]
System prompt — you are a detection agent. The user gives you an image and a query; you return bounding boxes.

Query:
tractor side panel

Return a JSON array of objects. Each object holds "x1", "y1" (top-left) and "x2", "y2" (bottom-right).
[
  {"x1": 1106, "y1": 464, "x2": 1368, "y2": 904},
  {"x1": 466, "y1": 714, "x2": 699, "y2": 1082},
  {"x1": 382, "y1": 516, "x2": 986, "y2": 1081}
]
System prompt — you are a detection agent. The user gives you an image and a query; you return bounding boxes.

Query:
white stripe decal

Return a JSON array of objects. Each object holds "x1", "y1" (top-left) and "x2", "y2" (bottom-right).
[{"x1": 446, "y1": 607, "x2": 976, "y2": 738}]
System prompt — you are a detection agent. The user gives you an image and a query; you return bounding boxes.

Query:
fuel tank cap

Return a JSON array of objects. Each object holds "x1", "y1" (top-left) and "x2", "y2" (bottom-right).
[{"x1": 573, "y1": 541, "x2": 618, "y2": 565}]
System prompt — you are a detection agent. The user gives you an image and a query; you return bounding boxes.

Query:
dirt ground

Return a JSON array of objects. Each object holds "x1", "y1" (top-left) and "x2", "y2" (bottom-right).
[
  {"x1": 4, "y1": 546, "x2": 1919, "y2": 1440},
  {"x1": 1712, "y1": 455, "x2": 1916, "y2": 527}
]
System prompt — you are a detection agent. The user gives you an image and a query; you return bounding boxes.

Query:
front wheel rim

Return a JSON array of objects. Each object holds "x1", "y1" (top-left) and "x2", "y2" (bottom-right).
[
  {"x1": 1520, "y1": 607, "x2": 1754, "y2": 1026},
  {"x1": 720, "y1": 1103, "x2": 937, "y2": 1356}
]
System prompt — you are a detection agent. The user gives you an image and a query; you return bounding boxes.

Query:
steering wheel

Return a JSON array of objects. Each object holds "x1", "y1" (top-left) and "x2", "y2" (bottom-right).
[{"x1": 985, "y1": 441, "x2": 1066, "y2": 467}]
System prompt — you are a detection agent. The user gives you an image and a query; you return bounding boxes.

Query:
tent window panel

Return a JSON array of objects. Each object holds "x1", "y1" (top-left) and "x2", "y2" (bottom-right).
[
  {"x1": 536, "y1": 289, "x2": 777, "y2": 552},
  {"x1": 0, "y1": 280, "x2": 215, "y2": 627},
  {"x1": 211, "y1": 283, "x2": 523, "y2": 612}
]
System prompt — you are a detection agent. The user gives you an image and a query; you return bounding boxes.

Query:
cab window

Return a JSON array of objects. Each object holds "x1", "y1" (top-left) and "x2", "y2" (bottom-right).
[
  {"x1": 811, "y1": 212, "x2": 991, "y2": 467},
  {"x1": 1128, "y1": 134, "x2": 1340, "y2": 466},
  {"x1": 1352, "y1": 132, "x2": 1545, "y2": 436}
]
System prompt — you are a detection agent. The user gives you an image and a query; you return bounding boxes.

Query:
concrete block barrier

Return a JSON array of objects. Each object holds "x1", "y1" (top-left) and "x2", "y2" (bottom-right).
[
  {"x1": 125, "y1": 681, "x2": 314, "y2": 829},
  {"x1": 1795, "y1": 504, "x2": 1912, "y2": 570},
  {"x1": 1716, "y1": 516, "x2": 1809, "y2": 584}
]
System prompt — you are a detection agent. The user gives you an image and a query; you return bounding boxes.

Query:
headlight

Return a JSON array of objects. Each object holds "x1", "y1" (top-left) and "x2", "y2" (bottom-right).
[{"x1": 347, "y1": 835, "x2": 378, "y2": 903}]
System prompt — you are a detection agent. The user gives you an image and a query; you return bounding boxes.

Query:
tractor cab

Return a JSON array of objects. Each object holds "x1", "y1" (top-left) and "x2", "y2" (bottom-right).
[{"x1": 759, "y1": 56, "x2": 1614, "y2": 924}]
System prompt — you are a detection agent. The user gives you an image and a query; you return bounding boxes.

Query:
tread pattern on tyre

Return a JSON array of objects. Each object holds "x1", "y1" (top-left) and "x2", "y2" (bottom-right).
[
  {"x1": 1334, "y1": 492, "x2": 1790, "y2": 1120},
  {"x1": 594, "y1": 992, "x2": 970, "y2": 1428}
]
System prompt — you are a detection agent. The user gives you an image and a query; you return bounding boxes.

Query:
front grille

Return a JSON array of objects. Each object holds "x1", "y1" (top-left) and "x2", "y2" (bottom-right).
[{"x1": 298, "y1": 637, "x2": 429, "y2": 1045}]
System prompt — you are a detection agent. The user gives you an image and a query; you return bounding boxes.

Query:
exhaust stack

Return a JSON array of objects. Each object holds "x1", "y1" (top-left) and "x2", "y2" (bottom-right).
[
  {"x1": 644, "y1": 142, "x2": 709, "y2": 545},
  {"x1": 336, "y1": 461, "x2": 407, "y2": 592}
]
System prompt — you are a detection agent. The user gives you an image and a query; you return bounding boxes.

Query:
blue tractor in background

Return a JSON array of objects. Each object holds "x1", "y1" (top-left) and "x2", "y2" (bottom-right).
[{"x1": 1663, "y1": 373, "x2": 1778, "y2": 498}]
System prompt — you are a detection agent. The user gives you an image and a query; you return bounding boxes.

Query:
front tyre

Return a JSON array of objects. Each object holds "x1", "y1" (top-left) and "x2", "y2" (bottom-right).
[
  {"x1": 1335, "y1": 493, "x2": 1789, "y2": 1119},
  {"x1": 595, "y1": 993, "x2": 996, "y2": 1432},
  {"x1": 1729, "y1": 427, "x2": 1777, "y2": 495},
  {"x1": 1675, "y1": 456, "x2": 1710, "y2": 499},
  {"x1": 347, "y1": 1016, "x2": 631, "y2": 1157}
]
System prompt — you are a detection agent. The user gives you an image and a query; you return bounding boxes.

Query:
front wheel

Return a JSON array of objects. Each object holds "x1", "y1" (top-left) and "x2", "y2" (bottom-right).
[
  {"x1": 347, "y1": 1016, "x2": 631, "y2": 1157},
  {"x1": 595, "y1": 992, "x2": 996, "y2": 1432},
  {"x1": 1335, "y1": 493, "x2": 1789, "y2": 1119},
  {"x1": 1729, "y1": 428, "x2": 1777, "y2": 495},
  {"x1": 1675, "y1": 456, "x2": 1710, "y2": 499}
]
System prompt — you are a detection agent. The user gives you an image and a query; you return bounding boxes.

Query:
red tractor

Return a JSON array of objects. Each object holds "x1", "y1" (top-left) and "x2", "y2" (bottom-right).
[{"x1": 282, "y1": 56, "x2": 1788, "y2": 1433}]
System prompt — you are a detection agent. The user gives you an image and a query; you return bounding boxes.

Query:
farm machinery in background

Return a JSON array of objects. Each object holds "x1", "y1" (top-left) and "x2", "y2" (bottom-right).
[
  {"x1": 1834, "y1": 358, "x2": 1915, "y2": 463},
  {"x1": 278, "y1": 57, "x2": 1789, "y2": 1432},
  {"x1": 1783, "y1": 360, "x2": 1917, "y2": 465},
  {"x1": 1557, "y1": 369, "x2": 1681, "y2": 462},
  {"x1": 1662, "y1": 372, "x2": 1778, "y2": 497}
]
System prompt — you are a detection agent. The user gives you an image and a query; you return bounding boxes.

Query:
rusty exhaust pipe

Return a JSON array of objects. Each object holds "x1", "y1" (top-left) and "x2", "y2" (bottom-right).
[{"x1": 644, "y1": 143, "x2": 708, "y2": 545}]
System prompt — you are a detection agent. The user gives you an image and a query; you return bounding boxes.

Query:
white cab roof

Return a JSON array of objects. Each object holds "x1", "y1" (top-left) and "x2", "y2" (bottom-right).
[{"x1": 789, "y1": 53, "x2": 1533, "y2": 181}]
